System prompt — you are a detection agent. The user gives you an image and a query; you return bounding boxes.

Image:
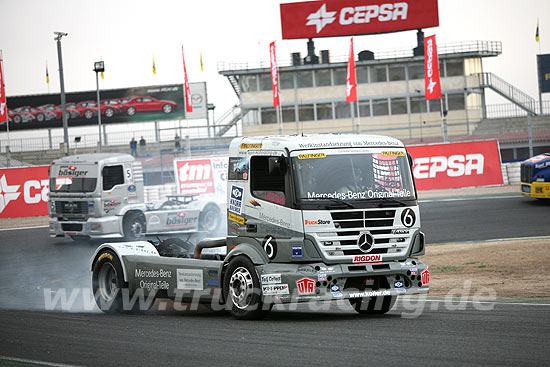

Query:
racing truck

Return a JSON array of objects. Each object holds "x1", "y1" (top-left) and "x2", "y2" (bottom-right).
[
  {"x1": 520, "y1": 153, "x2": 550, "y2": 199},
  {"x1": 48, "y1": 153, "x2": 221, "y2": 241},
  {"x1": 90, "y1": 135, "x2": 429, "y2": 319}
]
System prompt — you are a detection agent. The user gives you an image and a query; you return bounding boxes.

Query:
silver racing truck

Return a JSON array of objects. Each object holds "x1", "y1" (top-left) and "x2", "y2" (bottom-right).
[{"x1": 90, "y1": 134, "x2": 429, "y2": 319}]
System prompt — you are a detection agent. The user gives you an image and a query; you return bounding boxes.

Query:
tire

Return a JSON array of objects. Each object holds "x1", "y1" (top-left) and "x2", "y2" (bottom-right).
[
  {"x1": 13, "y1": 114, "x2": 22, "y2": 124},
  {"x1": 349, "y1": 295, "x2": 397, "y2": 315},
  {"x1": 199, "y1": 204, "x2": 221, "y2": 234},
  {"x1": 123, "y1": 212, "x2": 146, "y2": 241},
  {"x1": 84, "y1": 109, "x2": 94, "y2": 119},
  {"x1": 36, "y1": 113, "x2": 45, "y2": 122},
  {"x1": 162, "y1": 104, "x2": 173, "y2": 114},
  {"x1": 105, "y1": 107, "x2": 114, "y2": 118},
  {"x1": 127, "y1": 106, "x2": 136, "y2": 116},
  {"x1": 92, "y1": 250, "x2": 125, "y2": 313},
  {"x1": 223, "y1": 256, "x2": 268, "y2": 320}
]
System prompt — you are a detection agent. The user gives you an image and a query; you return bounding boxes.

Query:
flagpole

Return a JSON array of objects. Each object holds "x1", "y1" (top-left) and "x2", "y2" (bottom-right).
[{"x1": 0, "y1": 51, "x2": 11, "y2": 166}]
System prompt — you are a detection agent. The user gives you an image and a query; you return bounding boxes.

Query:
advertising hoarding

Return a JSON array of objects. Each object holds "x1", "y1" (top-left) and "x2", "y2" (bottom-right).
[
  {"x1": 407, "y1": 140, "x2": 503, "y2": 191},
  {"x1": 173, "y1": 157, "x2": 228, "y2": 205},
  {"x1": 0, "y1": 166, "x2": 50, "y2": 219},
  {"x1": 537, "y1": 54, "x2": 550, "y2": 93},
  {"x1": 280, "y1": 0, "x2": 439, "y2": 40}
]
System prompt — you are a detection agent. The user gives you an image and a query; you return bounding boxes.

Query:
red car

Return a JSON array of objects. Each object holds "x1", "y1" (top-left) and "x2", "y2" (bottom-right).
[
  {"x1": 14, "y1": 106, "x2": 57, "y2": 122},
  {"x1": 8, "y1": 108, "x2": 35, "y2": 123},
  {"x1": 100, "y1": 99, "x2": 124, "y2": 117},
  {"x1": 122, "y1": 96, "x2": 176, "y2": 116},
  {"x1": 66, "y1": 102, "x2": 97, "y2": 120},
  {"x1": 37, "y1": 104, "x2": 80, "y2": 120}
]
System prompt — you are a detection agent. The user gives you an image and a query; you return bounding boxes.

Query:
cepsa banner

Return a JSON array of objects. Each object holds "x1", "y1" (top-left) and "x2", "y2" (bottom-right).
[
  {"x1": 173, "y1": 157, "x2": 228, "y2": 205},
  {"x1": 407, "y1": 140, "x2": 503, "y2": 191},
  {"x1": 0, "y1": 166, "x2": 50, "y2": 219},
  {"x1": 280, "y1": 0, "x2": 439, "y2": 40}
]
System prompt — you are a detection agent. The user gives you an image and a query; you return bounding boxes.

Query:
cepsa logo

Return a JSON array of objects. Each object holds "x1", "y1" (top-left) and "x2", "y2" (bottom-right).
[
  {"x1": 0, "y1": 166, "x2": 50, "y2": 218},
  {"x1": 175, "y1": 159, "x2": 215, "y2": 195},
  {"x1": 413, "y1": 154, "x2": 484, "y2": 179}
]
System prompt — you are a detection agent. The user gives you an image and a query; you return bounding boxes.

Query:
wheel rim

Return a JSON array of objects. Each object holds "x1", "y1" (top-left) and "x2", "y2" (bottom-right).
[
  {"x1": 229, "y1": 267, "x2": 254, "y2": 309},
  {"x1": 85, "y1": 110, "x2": 93, "y2": 119},
  {"x1": 106, "y1": 108, "x2": 113, "y2": 117},
  {"x1": 37, "y1": 114, "x2": 44, "y2": 122},
  {"x1": 163, "y1": 105, "x2": 172, "y2": 113},
  {"x1": 98, "y1": 262, "x2": 119, "y2": 302},
  {"x1": 128, "y1": 107, "x2": 135, "y2": 116},
  {"x1": 202, "y1": 209, "x2": 218, "y2": 231},
  {"x1": 130, "y1": 220, "x2": 143, "y2": 238}
]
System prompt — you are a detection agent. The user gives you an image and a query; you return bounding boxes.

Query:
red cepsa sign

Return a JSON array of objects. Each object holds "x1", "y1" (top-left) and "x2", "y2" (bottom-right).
[
  {"x1": 0, "y1": 166, "x2": 50, "y2": 219},
  {"x1": 407, "y1": 140, "x2": 503, "y2": 191},
  {"x1": 280, "y1": 0, "x2": 439, "y2": 40}
]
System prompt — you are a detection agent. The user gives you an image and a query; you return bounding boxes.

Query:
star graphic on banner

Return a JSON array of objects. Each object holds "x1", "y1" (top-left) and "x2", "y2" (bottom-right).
[
  {"x1": 306, "y1": 4, "x2": 336, "y2": 33},
  {"x1": 0, "y1": 175, "x2": 21, "y2": 214},
  {"x1": 427, "y1": 79, "x2": 437, "y2": 94}
]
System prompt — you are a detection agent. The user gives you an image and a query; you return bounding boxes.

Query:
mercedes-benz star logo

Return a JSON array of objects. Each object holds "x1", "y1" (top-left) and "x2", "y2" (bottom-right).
[
  {"x1": 306, "y1": 4, "x2": 336, "y2": 33},
  {"x1": 357, "y1": 231, "x2": 374, "y2": 253}
]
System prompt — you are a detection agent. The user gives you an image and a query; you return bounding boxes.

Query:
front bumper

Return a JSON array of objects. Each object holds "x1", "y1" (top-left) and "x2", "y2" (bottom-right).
[
  {"x1": 257, "y1": 257, "x2": 429, "y2": 303},
  {"x1": 521, "y1": 182, "x2": 550, "y2": 199},
  {"x1": 49, "y1": 216, "x2": 123, "y2": 239}
]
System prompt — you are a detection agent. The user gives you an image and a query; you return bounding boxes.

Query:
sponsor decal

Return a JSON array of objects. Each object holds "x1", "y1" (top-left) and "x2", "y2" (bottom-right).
[
  {"x1": 88, "y1": 202, "x2": 94, "y2": 209},
  {"x1": 128, "y1": 184, "x2": 136, "y2": 192},
  {"x1": 306, "y1": 189, "x2": 410, "y2": 200},
  {"x1": 392, "y1": 229, "x2": 409, "y2": 235},
  {"x1": 103, "y1": 200, "x2": 121, "y2": 213},
  {"x1": 207, "y1": 269, "x2": 218, "y2": 277},
  {"x1": 262, "y1": 284, "x2": 290, "y2": 296},
  {"x1": 414, "y1": 154, "x2": 484, "y2": 179},
  {"x1": 424, "y1": 34, "x2": 442, "y2": 100},
  {"x1": 174, "y1": 158, "x2": 215, "y2": 195},
  {"x1": 248, "y1": 198, "x2": 261, "y2": 207},
  {"x1": 330, "y1": 284, "x2": 343, "y2": 298},
  {"x1": 318, "y1": 273, "x2": 327, "y2": 281},
  {"x1": 394, "y1": 280, "x2": 406, "y2": 293},
  {"x1": 229, "y1": 185, "x2": 244, "y2": 215},
  {"x1": 410, "y1": 267, "x2": 418, "y2": 275},
  {"x1": 264, "y1": 192, "x2": 286, "y2": 205},
  {"x1": 228, "y1": 221, "x2": 245, "y2": 234},
  {"x1": 261, "y1": 273, "x2": 282, "y2": 285},
  {"x1": 139, "y1": 280, "x2": 170, "y2": 291},
  {"x1": 304, "y1": 219, "x2": 330, "y2": 225},
  {"x1": 296, "y1": 277, "x2": 316, "y2": 295},
  {"x1": 381, "y1": 151, "x2": 405, "y2": 156},
  {"x1": 535, "y1": 161, "x2": 550, "y2": 170},
  {"x1": 297, "y1": 265, "x2": 316, "y2": 274},
  {"x1": 176, "y1": 268, "x2": 204, "y2": 290},
  {"x1": 135, "y1": 268, "x2": 172, "y2": 278},
  {"x1": 207, "y1": 279, "x2": 219, "y2": 287},
  {"x1": 240, "y1": 143, "x2": 262, "y2": 149},
  {"x1": 297, "y1": 153, "x2": 326, "y2": 159},
  {"x1": 58, "y1": 165, "x2": 89, "y2": 177},
  {"x1": 353, "y1": 254, "x2": 382, "y2": 263},
  {"x1": 319, "y1": 266, "x2": 336, "y2": 273},
  {"x1": 228, "y1": 212, "x2": 245, "y2": 225},
  {"x1": 262, "y1": 236, "x2": 278, "y2": 260},
  {"x1": 421, "y1": 269, "x2": 430, "y2": 285},
  {"x1": 348, "y1": 289, "x2": 391, "y2": 299},
  {"x1": 291, "y1": 245, "x2": 303, "y2": 258},
  {"x1": 166, "y1": 212, "x2": 199, "y2": 227},
  {"x1": 0, "y1": 167, "x2": 50, "y2": 218},
  {"x1": 97, "y1": 253, "x2": 113, "y2": 262},
  {"x1": 258, "y1": 212, "x2": 291, "y2": 229}
]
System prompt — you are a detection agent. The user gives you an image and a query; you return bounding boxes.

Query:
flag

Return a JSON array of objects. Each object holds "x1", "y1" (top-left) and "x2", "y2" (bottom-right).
[
  {"x1": 269, "y1": 41, "x2": 280, "y2": 108},
  {"x1": 536, "y1": 20, "x2": 540, "y2": 42},
  {"x1": 200, "y1": 52, "x2": 204, "y2": 72},
  {"x1": 182, "y1": 46, "x2": 192, "y2": 113},
  {"x1": 100, "y1": 71, "x2": 104, "y2": 80},
  {"x1": 152, "y1": 56, "x2": 156, "y2": 75},
  {"x1": 0, "y1": 57, "x2": 7, "y2": 123},
  {"x1": 46, "y1": 63, "x2": 50, "y2": 84},
  {"x1": 346, "y1": 37, "x2": 357, "y2": 103},
  {"x1": 424, "y1": 34, "x2": 442, "y2": 100}
]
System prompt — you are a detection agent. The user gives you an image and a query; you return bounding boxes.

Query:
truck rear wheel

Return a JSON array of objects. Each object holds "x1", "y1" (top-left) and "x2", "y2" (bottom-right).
[
  {"x1": 349, "y1": 295, "x2": 397, "y2": 315},
  {"x1": 199, "y1": 204, "x2": 220, "y2": 234},
  {"x1": 92, "y1": 250, "x2": 125, "y2": 313},
  {"x1": 223, "y1": 256, "x2": 268, "y2": 320},
  {"x1": 123, "y1": 212, "x2": 145, "y2": 241}
]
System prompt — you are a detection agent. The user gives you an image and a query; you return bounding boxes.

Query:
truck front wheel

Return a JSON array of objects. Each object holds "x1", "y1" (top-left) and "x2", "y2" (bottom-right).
[
  {"x1": 92, "y1": 250, "x2": 125, "y2": 313},
  {"x1": 223, "y1": 256, "x2": 268, "y2": 320},
  {"x1": 199, "y1": 204, "x2": 221, "y2": 234},
  {"x1": 349, "y1": 295, "x2": 397, "y2": 315},
  {"x1": 123, "y1": 212, "x2": 145, "y2": 241}
]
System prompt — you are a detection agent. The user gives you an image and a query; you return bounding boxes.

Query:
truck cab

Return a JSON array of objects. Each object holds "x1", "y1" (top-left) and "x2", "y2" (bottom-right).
[{"x1": 520, "y1": 153, "x2": 550, "y2": 199}]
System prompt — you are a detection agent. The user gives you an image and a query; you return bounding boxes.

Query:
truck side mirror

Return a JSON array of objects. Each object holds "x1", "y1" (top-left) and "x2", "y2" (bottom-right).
[{"x1": 268, "y1": 155, "x2": 287, "y2": 175}]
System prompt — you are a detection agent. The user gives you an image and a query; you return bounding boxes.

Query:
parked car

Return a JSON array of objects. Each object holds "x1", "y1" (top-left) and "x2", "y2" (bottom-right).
[
  {"x1": 37, "y1": 104, "x2": 80, "y2": 120},
  {"x1": 8, "y1": 108, "x2": 35, "y2": 123},
  {"x1": 121, "y1": 96, "x2": 176, "y2": 116},
  {"x1": 14, "y1": 106, "x2": 56, "y2": 122},
  {"x1": 66, "y1": 102, "x2": 97, "y2": 119}
]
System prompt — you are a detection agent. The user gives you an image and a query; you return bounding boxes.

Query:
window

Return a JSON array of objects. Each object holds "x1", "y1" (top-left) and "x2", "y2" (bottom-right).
[
  {"x1": 335, "y1": 102, "x2": 351, "y2": 119},
  {"x1": 408, "y1": 63, "x2": 424, "y2": 80},
  {"x1": 359, "y1": 100, "x2": 371, "y2": 117},
  {"x1": 390, "y1": 98, "x2": 408, "y2": 115},
  {"x1": 282, "y1": 106, "x2": 296, "y2": 122},
  {"x1": 447, "y1": 93, "x2": 465, "y2": 110},
  {"x1": 316, "y1": 103, "x2": 333, "y2": 120},
  {"x1": 315, "y1": 69, "x2": 331, "y2": 87},
  {"x1": 389, "y1": 65, "x2": 406, "y2": 81},
  {"x1": 357, "y1": 66, "x2": 369, "y2": 84},
  {"x1": 280, "y1": 72, "x2": 294, "y2": 89},
  {"x1": 259, "y1": 73, "x2": 272, "y2": 91},
  {"x1": 240, "y1": 75, "x2": 257, "y2": 92},
  {"x1": 428, "y1": 98, "x2": 441, "y2": 113},
  {"x1": 102, "y1": 165, "x2": 124, "y2": 191},
  {"x1": 297, "y1": 71, "x2": 313, "y2": 88},
  {"x1": 250, "y1": 156, "x2": 286, "y2": 206},
  {"x1": 261, "y1": 108, "x2": 277, "y2": 124},
  {"x1": 333, "y1": 68, "x2": 347, "y2": 85},
  {"x1": 298, "y1": 104, "x2": 314, "y2": 121},
  {"x1": 371, "y1": 66, "x2": 387, "y2": 82},
  {"x1": 372, "y1": 98, "x2": 389, "y2": 116},
  {"x1": 445, "y1": 59, "x2": 464, "y2": 76},
  {"x1": 410, "y1": 96, "x2": 427, "y2": 113}
]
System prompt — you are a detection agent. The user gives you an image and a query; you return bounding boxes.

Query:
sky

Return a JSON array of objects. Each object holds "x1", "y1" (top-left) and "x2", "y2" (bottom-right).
[{"x1": 1, "y1": 0, "x2": 550, "y2": 119}]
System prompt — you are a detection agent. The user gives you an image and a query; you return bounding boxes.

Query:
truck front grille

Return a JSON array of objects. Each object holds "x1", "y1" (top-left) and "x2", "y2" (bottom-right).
[
  {"x1": 55, "y1": 201, "x2": 88, "y2": 217},
  {"x1": 520, "y1": 164, "x2": 533, "y2": 183}
]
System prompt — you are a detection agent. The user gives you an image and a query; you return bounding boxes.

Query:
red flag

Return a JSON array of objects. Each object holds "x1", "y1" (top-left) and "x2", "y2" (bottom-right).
[
  {"x1": 0, "y1": 57, "x2": 7, "y2": 123},
  {"x1": 424, "y1": 34, "x2": 442, "y2": 100},
  {"x1": 181, "y1": 46, "x2": 192, "y2": 113},
  {"x1": 346, "y1": 37, "x2": 357, "y2": 103},
  {"x1": 269, "y1": 41, "x2": 280, "y2": 108}
]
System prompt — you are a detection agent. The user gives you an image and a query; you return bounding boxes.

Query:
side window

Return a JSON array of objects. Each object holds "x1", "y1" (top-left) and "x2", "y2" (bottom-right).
[
  {"x1": 102, "y1": 165, "x2": 124, "y2": 191},
  {"x1": 250, "y1": 156, "x2": 286, "y2": 206}
]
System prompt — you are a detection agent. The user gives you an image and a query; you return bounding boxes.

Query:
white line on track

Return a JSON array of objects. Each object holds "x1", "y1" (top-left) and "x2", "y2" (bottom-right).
[
  {"x1": 0, "y1": 356, "x2": 80, "y2": 367},
  {"x1": 397, "y1": 299, "x2": 550, "y2": 306},
  {"x1": 0, "y1": 225, "x2": 48, "y2": 232},
  {"x1": 419, "y1": 195, "x2": 522, "y2": 203}
]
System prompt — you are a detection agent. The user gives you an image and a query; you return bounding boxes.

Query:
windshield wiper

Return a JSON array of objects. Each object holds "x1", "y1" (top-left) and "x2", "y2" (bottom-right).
[{"x1": 297, "y1": 197, "x2": 355, "y2": 209}]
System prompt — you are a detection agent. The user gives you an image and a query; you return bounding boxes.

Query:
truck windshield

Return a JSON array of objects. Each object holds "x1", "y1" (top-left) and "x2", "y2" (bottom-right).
[
  {"x1": 291, "y1": 149, "x2": 416, "y2": 204},
  {"x1": 49, "y1": 164, "x2": 98, "y2": 193}
]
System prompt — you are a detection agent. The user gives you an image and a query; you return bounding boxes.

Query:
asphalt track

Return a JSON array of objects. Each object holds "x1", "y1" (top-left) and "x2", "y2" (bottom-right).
[{"x1": 0, "y1": 195, "x2": 549, "y2": 366}]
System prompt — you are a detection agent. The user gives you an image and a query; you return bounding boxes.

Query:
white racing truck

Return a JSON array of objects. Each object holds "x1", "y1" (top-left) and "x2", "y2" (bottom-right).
[
  {"x1": 90, "y1": 134, "x2": 429, "y2": 319},
  {"x1": 48, "y1": 153, "x2": 221, "y2": 241}
]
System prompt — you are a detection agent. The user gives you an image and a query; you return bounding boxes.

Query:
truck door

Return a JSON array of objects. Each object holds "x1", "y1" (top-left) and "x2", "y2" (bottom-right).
[{"x1": 101, "y1": 164, "x2": 127, "y2": 215}]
